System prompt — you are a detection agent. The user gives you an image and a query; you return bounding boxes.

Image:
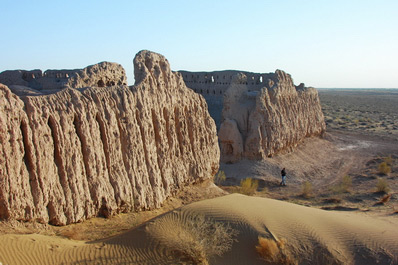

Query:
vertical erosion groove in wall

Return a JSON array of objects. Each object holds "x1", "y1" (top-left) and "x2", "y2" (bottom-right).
[
  {"x1": 184, "y1": 106, "x2": 196, "y2": 160},
  {"x1": 174, "y1": 107, "x2": 184, "y2": 157},
  {"x1": 135, "y1": 109, "x2": 155, "y2": 189},
  {"x1": 72, "y1": 115, "x2": 95, "y2": 207},
  {"x1": 97, "y1": 113, "x2": 119, "y2": 207},
  {"x1": 47, "y1": 116, "x2": 67, "y2": 224},
  {"x1": 96, "y1": 113, "x2": 111, "y2": 177},
  {"x1": 115, "y1": 113, "x2": 136, "y2": 210},
  {"x1": 19, "y1": 120, "x2": 36, "y2": 208},
  {"x1": 151, "y1": 109, "x2": 168, "y2": 192},
  {"x1": 162, "y1": 107, "x2": 173, "y2": 153},
  {"x1": 20, "y1": 121, "x2": 34, "y2": 174}
]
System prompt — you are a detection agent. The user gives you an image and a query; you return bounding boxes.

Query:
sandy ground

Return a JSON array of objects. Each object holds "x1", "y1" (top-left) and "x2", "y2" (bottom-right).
[
  {"x1": 0, "y1": 89, "x2": 398, "y2": 264},
  {"x1": 0, "y1": 195, "x2": 397, "y2": 264}
]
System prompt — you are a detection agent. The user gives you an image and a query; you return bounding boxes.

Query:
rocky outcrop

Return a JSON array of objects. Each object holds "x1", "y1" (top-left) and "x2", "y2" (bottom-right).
[
  {"x1": 0, "y1": 62, "x2": 127, "y2": 95},
  {"x1": 0, "y1": 50, "x2": 219, "y2": 225},
  {"x1": 180, "y1": 69, "x2": 326, "y2": 163}
]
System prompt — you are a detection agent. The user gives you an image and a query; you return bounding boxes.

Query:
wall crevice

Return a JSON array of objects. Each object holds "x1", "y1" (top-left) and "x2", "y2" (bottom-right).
[
  {"x1": 47, "y1": 116, "x2": 68, "y2": 223},
  {"x1": 174, "y1": 107, "x2": 184, "y2": 157},
  {"x1": 20, "y1": 120, "x2": 37, "y2": 209},
  {"x1": 115, "y1": 114, "x2": 136, "y2": 210},
  {"x1": 135, "y1": 109, "x2": 155, "y2": 200},
  {"x1": 151, "y1": 109, "x2": 168, "y2": 192}
]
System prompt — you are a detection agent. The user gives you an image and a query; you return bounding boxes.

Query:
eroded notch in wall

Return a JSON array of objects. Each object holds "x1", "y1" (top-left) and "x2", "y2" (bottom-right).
[
  {"x1": 47, "y1": 116, "x2": 67, "y2": 223},
  {"x1": 96, "y1": 114, "x2": 111, "y2": 176},
  {"x1": 151, "y1": 109, "x2": 168, "y2": 191},
  {"x1": 19, "y1": 120, "x2": 37, "y2": 217},
  {"x1": 174, "y1": 107, "x2": 184, "y2": 157}
]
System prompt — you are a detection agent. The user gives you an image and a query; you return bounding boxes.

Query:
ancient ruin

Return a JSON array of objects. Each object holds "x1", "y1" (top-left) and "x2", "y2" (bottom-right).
[
  {"x1": 0, "y1": 51, "x2": 219, "y2": 225},
  {"x1": 0, "y1": 62, "x2": 128, "y2": 96},
  {"x1": 180, "y1": 70, "x2": 326, "y2": 162}
]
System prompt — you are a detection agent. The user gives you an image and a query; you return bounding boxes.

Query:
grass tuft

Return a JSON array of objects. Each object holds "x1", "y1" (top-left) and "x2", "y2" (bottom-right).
[
  {"x1": 239, "y1": 178, "x2": 258, "y2": 196},
  {"x1": 376, "y1": 178, "x2": 390, "y2": 193},
  {"x1": 378, "y1": 162, "x2": 391, "y2": 175},
  {"x1": 147, "y1": 213, "x2": 238, "y2": 264},
  {"x1": 331, "y1": 175, "x2": 352, "y2": 194},
  {"x1": 256, "y1": 237, "x2": 297, "y2": 265}
]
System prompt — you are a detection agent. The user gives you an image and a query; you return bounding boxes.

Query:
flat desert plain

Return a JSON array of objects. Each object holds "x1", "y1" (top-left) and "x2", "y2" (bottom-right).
[{"x1": 0, "y1": 89, "x2": 398, "y2": 265}]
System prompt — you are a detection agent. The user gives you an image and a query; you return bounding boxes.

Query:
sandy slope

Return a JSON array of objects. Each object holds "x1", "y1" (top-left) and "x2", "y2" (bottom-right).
[{"x1": 0, "y1": 194, "x2": 397, "y2": 265}]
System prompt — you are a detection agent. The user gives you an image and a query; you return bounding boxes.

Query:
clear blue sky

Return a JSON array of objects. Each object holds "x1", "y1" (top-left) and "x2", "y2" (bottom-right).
[{"x1": 1, "y1": 0, "x2": 397, "y2": 88}]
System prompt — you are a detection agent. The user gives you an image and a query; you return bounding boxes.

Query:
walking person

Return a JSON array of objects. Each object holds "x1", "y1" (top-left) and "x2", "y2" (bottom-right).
[{"x1": 280, "y1": 168, "x2": 287, "y2": 186}]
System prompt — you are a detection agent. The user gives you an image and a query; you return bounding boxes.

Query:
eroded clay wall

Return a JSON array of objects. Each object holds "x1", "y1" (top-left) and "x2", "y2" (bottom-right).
[
  {"x1": 0, "y1": 51, "x2": 219, "y2": 225},
  {"x1": 181, "y1": 69, "x2": 326, "y2": 162}
]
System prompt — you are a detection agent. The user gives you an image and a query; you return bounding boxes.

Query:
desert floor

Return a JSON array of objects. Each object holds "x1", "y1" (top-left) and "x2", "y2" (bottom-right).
[{"x1": 0, "y1": 89, "x2": 397, "y2": 264}]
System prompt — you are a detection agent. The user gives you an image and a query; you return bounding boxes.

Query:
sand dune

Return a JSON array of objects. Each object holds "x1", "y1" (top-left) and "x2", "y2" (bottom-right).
[{"x1": 0, "y1": 194, "x2": 397, "y2": 264}]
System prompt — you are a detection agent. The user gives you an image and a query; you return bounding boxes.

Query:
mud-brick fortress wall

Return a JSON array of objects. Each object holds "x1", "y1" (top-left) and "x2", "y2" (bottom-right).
[
  {"x1": 179, "y1": 70, "x2": 275, "y2": 128},
  {"x1": 180, "y1": 69, "x2": 326, "y2": 162},
  {"x1": 179, "y1": 70, "x2": 273, "y2": 98}
]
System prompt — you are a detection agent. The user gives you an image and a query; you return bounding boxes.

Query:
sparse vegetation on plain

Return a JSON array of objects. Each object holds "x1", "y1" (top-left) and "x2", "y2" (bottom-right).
[
  {"x1": 376, "y1": 178, "x2": 390, "y2": 193},
  {"x1": 239, "y1": 178, "x2": 259, "y2": 195},
  {"x1": 256, "y1": 236, "x2": 297, "y2": 265},
  {"x1": 147, "y1": 213, "x2": 238, "y2": 264}
]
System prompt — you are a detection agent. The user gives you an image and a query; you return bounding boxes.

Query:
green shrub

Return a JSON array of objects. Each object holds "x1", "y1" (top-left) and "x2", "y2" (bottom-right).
[
  {"x1": 376, "y1": 178, "x2": 390, "y2": 193},
  {"x1": 239, "y1": 178, "x2": 258, "y2": 196},
  {"x1": 301, "y1": 181, "x2": 313, "y2": 199},
  {"x1": 213, "y1": 170, "x2": 226, "y2": 185},
  {"x1": 378, "y1": 162, "x2": 391, "y2": 175}
]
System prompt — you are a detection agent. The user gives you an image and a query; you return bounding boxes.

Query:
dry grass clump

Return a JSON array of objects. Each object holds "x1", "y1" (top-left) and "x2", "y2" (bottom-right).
[
  {"x1": 256, "y1": 237, "x2": 297, "y2": 265},
  {"x1": 332, "y1": 175, "x2": 352, "y2": 194},
  {"x1": 147, "y1": 213, "x2": 237, "y2": 264},
  {"x1": 301, "y1": 181, "x2": 313, "y2": 199},
  {"x1": 239, "y1": 178, "x2": 259, "y2": 196},
  {"x1": 378, "y1": 162, "x2": 391, "y2": 175},
  {"x1": 213, "y1": 170, "x2": 226, "y2": 185},
  {"x1": 376, "y1": 178, "x2": 390, "y2": 193}
]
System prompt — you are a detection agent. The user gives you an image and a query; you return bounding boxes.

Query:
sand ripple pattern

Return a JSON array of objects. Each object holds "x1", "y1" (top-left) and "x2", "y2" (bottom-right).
[{"x1": 1, "y1": 194, "x2": 397, "y2": 264}]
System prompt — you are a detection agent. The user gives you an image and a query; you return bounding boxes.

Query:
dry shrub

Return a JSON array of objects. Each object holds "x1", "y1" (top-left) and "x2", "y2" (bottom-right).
[
  {"x1": 147, "y1": 213, "x2": 237, "y2": 264},
  {"x1": 378, "y1": 162, "x2": 391, "y2": 175},
  {"x1": 256, "y1": 237, "x2": 297, "y2": 265},
  {"x1": 376, "y1": 178, "x2": 390, "y2": 193},
  {"x1": 301, "y1": 181, "x2": 313, "y2": 199},
  {"x1": 332, "y1": 175, "x2": 352, "y2": 194},
  {"x1": 213, "y1": 170, "x2": 226, "y2": 185},
  {"x1": 239, "y1": 178, "x2": 258, "y2": 195}
]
